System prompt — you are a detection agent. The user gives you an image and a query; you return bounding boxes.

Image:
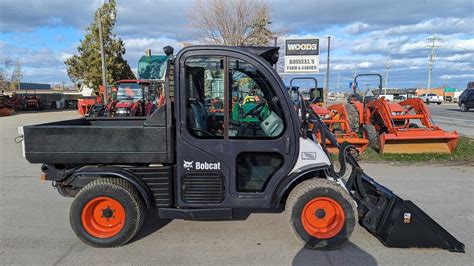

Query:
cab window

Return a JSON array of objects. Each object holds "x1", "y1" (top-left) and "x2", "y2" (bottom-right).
[
  {"x1": 228, "y1": 58, "x2": 285, "y2": 138},
  {"x1": 185, "y1": 56, "x2": 225, "y2": 139}
]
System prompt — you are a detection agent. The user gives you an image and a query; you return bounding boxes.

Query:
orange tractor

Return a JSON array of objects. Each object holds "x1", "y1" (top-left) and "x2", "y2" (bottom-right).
[
  {"x1": 349, "y1": 74, "x2": 458, "y2": 154},
  {"x1": 290, "y1": 77, "x2": 369, "y2": 154}
]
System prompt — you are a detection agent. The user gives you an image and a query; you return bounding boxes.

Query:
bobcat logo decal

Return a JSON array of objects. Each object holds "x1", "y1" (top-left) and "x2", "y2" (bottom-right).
[{"x1": 183, "y1": 160, "x2": 194, "y2": 170}]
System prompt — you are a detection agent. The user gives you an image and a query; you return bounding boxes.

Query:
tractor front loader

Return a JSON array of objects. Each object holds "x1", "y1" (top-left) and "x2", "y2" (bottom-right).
[
  {"x1": 350, "y1": 74, "x2": 458, "y2": 154},
  {"x1": 292, "y1": 77, "x2": 369, "y2": 154}
]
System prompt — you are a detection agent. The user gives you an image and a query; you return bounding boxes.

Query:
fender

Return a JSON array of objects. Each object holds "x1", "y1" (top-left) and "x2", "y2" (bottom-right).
[
  {"x1": 66, "y1": 166, "x2": 154, "y2": 208},
  {"x1": 272, "y1": 164, "x2": 329, "y2": 208}
]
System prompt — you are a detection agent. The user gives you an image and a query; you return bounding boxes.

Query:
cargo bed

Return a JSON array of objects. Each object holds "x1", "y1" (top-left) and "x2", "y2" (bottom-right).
[{"x1": 21, "y1": 107, "x2": 174, "y2": 164}]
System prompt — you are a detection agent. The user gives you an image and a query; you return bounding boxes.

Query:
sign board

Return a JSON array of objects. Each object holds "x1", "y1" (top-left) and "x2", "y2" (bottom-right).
[
  {"x1": 349, "y1": 82, "x2": 358, "y2": 89},
  {"x1": 444, "y1": 87, "x2": 455, "y2": 92},
  {"x1": 284, "y1": 39, "x2": 319, "y2": 73}
]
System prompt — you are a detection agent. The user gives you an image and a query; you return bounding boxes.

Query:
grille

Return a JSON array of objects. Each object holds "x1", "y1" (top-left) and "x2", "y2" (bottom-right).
[
  {"x1": 182, "y1": 172, "x2": 224, "y2": 204},
  {"x1": 129, "y1": 166, "x2": 173, "y2": 207}
]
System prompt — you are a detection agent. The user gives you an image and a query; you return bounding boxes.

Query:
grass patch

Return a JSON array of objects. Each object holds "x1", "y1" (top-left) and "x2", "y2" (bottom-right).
[{"x1": 359, "y1": 136, "x2": 474, "y2": 162}]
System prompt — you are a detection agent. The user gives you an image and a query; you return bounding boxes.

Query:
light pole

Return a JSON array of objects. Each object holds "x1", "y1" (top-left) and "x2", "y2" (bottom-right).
[
  {"x1": 324, "y1": 36, "x2": 331, "y2": 106},
  {"x1": 97, "y1": 2, "x2": 110, "y2": 104}
]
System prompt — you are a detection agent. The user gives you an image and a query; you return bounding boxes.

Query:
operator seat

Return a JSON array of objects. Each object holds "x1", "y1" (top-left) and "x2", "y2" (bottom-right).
[{"x1": 187, "y1": 97, "x2": 209, "y2": 137}]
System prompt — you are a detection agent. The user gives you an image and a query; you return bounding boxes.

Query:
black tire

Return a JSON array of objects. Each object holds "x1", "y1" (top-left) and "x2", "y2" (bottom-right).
[
  {"x1": 408, "y1": 123, "x2": 419, "y2": 128},
  {"x1": 460, "y1": 103, "x2": 468, "y2": 112},
  {"x1": 437, "y1": 102, "x2": 441, "y2": 105},
  {"x1": 363, "y1": 124, "x2": 379, "y2": 151},
  {"x1": 70, "y1": 178, "x2": 145, "y2": 248},
  {"x1": 345, "y1": 103, "x2": 360, "y2": 132},
  {"x1": 285, "y1": 178, "x2": 357, "y2": 250}
]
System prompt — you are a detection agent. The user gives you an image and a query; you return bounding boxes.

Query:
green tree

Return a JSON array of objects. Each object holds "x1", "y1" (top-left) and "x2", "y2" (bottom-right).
[{"x1": 65, "y1": 0, "x2": 135, "y2": 90}]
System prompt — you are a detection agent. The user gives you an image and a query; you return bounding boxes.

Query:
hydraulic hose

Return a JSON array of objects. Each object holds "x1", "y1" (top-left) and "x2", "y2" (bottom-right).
[{"x1": 309, "y1": 112, "x2": 360, "y2": 179}]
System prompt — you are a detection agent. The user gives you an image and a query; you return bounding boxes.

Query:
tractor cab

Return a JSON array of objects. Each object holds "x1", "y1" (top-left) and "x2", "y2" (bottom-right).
[{"x1": 115, "y1": 80, "x2": 152, "y2": 116}]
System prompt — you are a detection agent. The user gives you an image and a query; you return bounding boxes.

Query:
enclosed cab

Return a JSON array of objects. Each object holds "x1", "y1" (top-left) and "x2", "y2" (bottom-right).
[{"x1": 19, "y1": 46, "x2": 464, "y2": 252}]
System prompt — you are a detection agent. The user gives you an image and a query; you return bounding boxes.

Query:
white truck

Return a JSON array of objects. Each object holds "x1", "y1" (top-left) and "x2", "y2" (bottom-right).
[{"x1": 419, "y1": 93, "x2": 443, "y2": 105}]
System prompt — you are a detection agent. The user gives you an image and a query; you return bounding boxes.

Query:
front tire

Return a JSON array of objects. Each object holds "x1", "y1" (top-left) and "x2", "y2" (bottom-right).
[
  {"x1": 285, "y1": 178, "x2": 357, "y2": 250},
  {"x1": 363, "y1": 123, "x2": 379, "y2": 152},
  {"x1": 345, "y1": 104, "x2": 360, "y2": 132},
  {"x1": 460, "y1": 103, "x2": 468, "y2": 112},
  {"x1": 70, "y1": 178, "x2": 145, "y2": 248}
]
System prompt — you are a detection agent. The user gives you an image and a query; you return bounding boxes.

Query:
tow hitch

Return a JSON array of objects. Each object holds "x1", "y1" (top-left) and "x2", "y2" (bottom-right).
[{"x1": 309, "y1": 109, "x2": 465, "y2": 252}]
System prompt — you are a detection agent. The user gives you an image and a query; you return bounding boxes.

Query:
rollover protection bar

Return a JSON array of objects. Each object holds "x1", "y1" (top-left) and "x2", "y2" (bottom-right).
[{"x1": 309, "y1": 112, "x2": 465, "y2": 252}]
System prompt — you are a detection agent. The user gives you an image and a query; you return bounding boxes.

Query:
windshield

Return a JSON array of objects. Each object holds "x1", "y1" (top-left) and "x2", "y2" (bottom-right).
[{"x1": 117, "y1": 83, "x2": 143, "y2": 101}]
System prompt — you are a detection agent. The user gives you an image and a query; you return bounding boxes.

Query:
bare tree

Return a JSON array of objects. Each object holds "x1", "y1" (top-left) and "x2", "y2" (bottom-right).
[
  {"x1": 0, "y1": 57, "x2": 13, "y2": 91},
  {"x1": 10, "y1": 59, "x2": 22, "y2": 90},
  {"x1": 187, "y1": 0, "x2": 273, "y2": 46}
]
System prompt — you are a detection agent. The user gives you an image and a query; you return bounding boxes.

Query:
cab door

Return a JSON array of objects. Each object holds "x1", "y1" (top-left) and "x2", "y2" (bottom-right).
[{"x1": 174, "y1": 47, "x2": 299, "y2": 209}]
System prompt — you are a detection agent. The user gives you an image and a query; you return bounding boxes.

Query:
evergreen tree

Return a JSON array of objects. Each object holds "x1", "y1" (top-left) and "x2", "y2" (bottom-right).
[
  {"x1": 65, "y1": 0, "x2": 135, "y2": 90},
  {"x1": 247, "y1": 9, "x2": 273, "y2": 46}
]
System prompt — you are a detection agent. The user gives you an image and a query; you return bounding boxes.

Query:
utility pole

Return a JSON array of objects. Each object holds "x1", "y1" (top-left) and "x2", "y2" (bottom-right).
[
  {"x1": 384, "y1": 55, "x2": 391, "y2": 96},
  {"x1": 426, "y1": 34, "x2": 441, "y2": 95},
  {"x1": 324, "y1": 36, "x2": 331, "y2": 107},
  {"x1": 98, "y1": 1, "x2": 108, "y2": 104},
  {"x1": 61, "y1": 72, "x2": 65, "y2": 90}
]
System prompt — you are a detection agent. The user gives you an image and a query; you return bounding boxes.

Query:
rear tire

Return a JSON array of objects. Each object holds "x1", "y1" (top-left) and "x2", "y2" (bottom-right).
[
  {"x1": 363, "y1": 124, "x2": 379, "y2": 152},
  {"x1": 285, "y1": 178, "x2": 357, "y2": 250},
  {"x1": 345, "y1": 104, "x2": 360, "y2": 132},
  {"x1": 70, "y1": 178, "x2": 145, "y2": 248},
  {"x1": 437, "y1": 102, "x2": 441, "y2": 105}
]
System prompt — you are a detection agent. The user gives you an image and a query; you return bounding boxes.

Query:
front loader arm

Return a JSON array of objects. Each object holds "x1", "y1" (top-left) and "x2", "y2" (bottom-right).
[{"x1": 399, "y1": 98, "x2": 433, "y2": 127}]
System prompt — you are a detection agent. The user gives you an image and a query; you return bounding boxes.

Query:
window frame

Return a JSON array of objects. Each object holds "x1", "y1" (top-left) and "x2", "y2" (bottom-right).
[{"x1": 184, "y1": 54, "x2": 286, "y2": 140}]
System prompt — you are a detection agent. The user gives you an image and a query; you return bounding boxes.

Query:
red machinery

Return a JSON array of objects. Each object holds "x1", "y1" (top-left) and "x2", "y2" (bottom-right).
[
  {"x1": 22, "y1": 89, "x2": 41, "y2": 110},
  {"x1": 311, "y1": 104, "x2": 369, "y2": 154},
  {"x1": 77, "y1": 85, "x2": 117, "y2": 117},
  {"x1": 350, "y1": 74, "x2": 458, "y2": 154},
  {"x1": 114, "y1": 80, "x2": 151, "y2": 117},
  {"x1": 0, "y1": 93, "x2": 13, "y2": 116},
  {"x1": 292, "y1": 77, "x2": 368, "y2": 154}
]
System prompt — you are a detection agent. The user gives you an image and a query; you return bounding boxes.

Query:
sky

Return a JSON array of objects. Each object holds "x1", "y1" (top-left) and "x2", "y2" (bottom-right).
[{"x1": 0, "y1": 0, "x2": 473, "y2": 90}]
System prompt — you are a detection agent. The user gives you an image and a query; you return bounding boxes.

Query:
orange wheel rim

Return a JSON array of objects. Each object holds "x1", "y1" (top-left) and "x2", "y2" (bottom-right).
[
  {"x1": 81, "y1": 197, "x2": 126, "y2": 238},
  {"x1": 301, "y1": 197, "x2": 345, "y2": 239}
]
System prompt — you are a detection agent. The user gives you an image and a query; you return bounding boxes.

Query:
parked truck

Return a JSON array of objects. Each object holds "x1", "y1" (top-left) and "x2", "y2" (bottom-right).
[
  {"x1": 418, "y1": 93, "x2": 443, "y2": 104},
  {"x1": 18, "y1": 46, "x2": 464, "y2": 252}
]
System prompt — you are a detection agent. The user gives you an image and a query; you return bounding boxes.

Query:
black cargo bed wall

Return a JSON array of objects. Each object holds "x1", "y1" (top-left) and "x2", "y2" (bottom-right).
[{"x1": 23, "y1": 105, "x2": 175, "y2": 165}]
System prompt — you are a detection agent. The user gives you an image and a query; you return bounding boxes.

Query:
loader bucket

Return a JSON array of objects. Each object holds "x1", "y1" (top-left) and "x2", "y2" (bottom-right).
[
  {"x1": 379, "y1": 130, "x2": 458, "y2": 154},
  {"x1": 347, "y1": 170, "x2": 465, "y2": 252}
]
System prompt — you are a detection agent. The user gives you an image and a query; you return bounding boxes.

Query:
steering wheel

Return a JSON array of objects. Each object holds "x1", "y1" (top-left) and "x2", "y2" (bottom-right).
[
  {"x1": 242, "y1": 102, "x2": 265, "y2": 120},
  {"x1": 190, "y1": 128, "x2": 217, "y2": 137}
]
